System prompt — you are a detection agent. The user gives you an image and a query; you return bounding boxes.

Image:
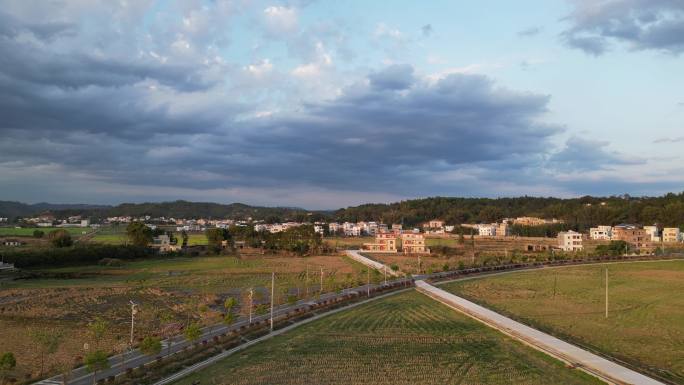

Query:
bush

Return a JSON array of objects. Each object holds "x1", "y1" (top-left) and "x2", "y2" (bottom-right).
[
  {"x1": 98, "y1": 258, "x2": 124, "y2": 267},
  {"x1": 33, "y1": 230, "x2": 44, "y2": 239},
  {"x1": 48, "y1": 229, "x2": 73, "y2": 248}
]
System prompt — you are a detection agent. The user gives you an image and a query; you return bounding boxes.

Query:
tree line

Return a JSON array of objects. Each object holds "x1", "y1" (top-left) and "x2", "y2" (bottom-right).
[{"x1": 333, "y1": 194, "x2": 684, "y2": 230}]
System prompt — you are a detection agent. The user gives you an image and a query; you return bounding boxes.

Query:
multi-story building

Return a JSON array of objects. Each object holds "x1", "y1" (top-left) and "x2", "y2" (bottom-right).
[
  {"x1": 328, "y1": 222, "x2": 340, "y2": 234},
  {"x1": 478, "y1": 225, "x2": 497, "y2": 237},
  {"x1": 611, "y1": 225, "x2": 652, "y2": 252},
  {"x1": 662, "y1": 228, "x2": 681, "y2": 243},
  {"x1": 423, "y1": 220, "x2": 445, "y2": 229},
  {"x1": 401, "y1": 233, "x2": 430, "y2": 254},
  {"x1": 589, "y1": 225, "x2": 612, "y2": 240},
  {"x1": 362, "y1": 233, "x2": 397, "y2": 253},
  {"x1": 496, "y1": 223, "x2": 510, "y2": 237},
  {"x1": 391, "y1": 224, "x2": 402, "y2": 232},
  {"x1": 558, "y1": 230, "x2": 583, "y2": 252},
  {"x1": 643, "y1": 226, "x2": 660, "y2": 242}
]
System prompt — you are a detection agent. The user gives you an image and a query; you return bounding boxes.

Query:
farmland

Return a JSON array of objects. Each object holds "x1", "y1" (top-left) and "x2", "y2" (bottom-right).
[
  {"x1": 0, "y1": 254, "x2": 377, "y2": 380},
  {"x1": 442, "y1": 260, "x2": 684, "y2": 384},
  {"x1": 0, "y1": 227, "x2": 90, "y2": 237},
  {"x1": 174, "y1": 290, "x2": 601, "y2": 385}
]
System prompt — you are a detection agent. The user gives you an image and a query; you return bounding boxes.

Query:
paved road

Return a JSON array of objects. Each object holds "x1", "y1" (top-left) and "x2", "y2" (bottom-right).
[
  {"x1": 345, "y1": 250, "x2": 402, "y2": 277},
  {"x1": 415, "y1": 280, "x2": 664, "y2": 385},
  {"x1": 36, "y1": 279, "x2": 410, "y2": 385}
]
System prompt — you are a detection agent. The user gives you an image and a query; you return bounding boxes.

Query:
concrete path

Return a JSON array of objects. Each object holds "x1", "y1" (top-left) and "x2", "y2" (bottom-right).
[
  {"x1": 414, "y1": 280, "x2": 664, "y2": 385},
  {"x1": 345, "y1": 250, "x2": 401, "y2": 277}
]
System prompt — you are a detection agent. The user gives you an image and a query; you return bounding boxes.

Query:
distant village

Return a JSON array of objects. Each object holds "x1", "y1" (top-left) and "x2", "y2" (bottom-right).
[{"x1": 6, "y1": 212, "x2": 684, "y2": 256}]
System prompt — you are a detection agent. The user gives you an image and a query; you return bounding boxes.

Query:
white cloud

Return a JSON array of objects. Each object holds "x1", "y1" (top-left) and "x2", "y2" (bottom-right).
[{"x1": 263, "y1": 6, "x2": 298, "y2": 35}]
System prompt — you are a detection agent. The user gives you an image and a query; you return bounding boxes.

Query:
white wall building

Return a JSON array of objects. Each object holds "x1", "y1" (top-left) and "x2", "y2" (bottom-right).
[
  {"x1": 478, "y1": 225, "x2": 497, "y2": 237},
  {"x1": 558, "y1": 230, "x2": 583, "y2": 252},
  {"x1": 589, "y1": 225, "x2": 612, "y2": 240}
]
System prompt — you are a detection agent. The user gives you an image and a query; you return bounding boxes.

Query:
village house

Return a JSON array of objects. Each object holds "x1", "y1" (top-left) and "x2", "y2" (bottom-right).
[
  {"x1": 423, "y1": 219, "x2": 445, "y2": 230},
  {"x1": 611, "y1": 225, "x2": 652, "y2": 252},
  {"x1": 478, "y1": 224, "x2": 497, "y2": 237},
  {"x1": 590, "y1": 225, "x2": 612, "y2": 240},
  {"x1": 643, "y1": 226, "x2": 661, "y2": 242},
  {"x1": 401, "y1": 233, "x2": 430, "y2": 254},
  {"x1": 662, "y1": 228, "x2": 681, "y2": 243},
  {"x1": 362, "y1": 233, "x2": 397, "y2": 253},
  {"x1": 558, "y1": 230, "x2": 583, "y2": 252}
]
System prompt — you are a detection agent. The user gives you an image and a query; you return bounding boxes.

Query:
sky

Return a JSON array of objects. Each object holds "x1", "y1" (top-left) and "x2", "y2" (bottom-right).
[{"x1": 0, "y1": 0, "x2": 683, "y2": 209}]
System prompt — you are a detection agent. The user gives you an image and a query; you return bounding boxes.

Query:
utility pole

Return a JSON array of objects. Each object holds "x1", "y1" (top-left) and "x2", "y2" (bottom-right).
[
  {"x1": 367, "y1": 268, "x2": 370, "y2": 297},
  {"x1": 553, "y1": 274, "x2": 557, "y2": 299},
  {"x1": 606, "y1": 267, "x2": 608, "y2": 318},
  {"x1": 305, "y1": 264, "x2": 309, "y2": 298},
  {"x1": 384, "y1": 265, "x2": 387, "y2": 285},
  {"x1": 248, "y1": 288, "x2": 253, "y2": 324},
  {"x1": 270, "y1": 272, "x2": 275, "y2": 332},
  {"x1": 320, "y1": 267, "x2": 324, "y2": 294},
  {"x1": 129, "y1": 301, "x2": 138, "y2": 347}
]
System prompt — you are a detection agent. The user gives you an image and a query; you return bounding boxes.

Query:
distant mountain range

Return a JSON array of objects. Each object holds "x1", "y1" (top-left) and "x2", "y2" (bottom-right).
[{"x1": 0, "y1": 200, "x2": 323, "y2": 222}]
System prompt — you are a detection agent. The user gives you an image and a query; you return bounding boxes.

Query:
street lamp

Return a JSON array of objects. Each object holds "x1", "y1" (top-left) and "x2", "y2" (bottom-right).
[{"x1": 129, "y1": 300, "x2": 138, "y2": 347}]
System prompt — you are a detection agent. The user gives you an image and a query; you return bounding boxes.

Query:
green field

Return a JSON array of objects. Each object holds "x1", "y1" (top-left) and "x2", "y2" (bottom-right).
[
  {"x1": 90, "y1": 229, "x2": 207, "y2": 245},
  {"x1": 0, "y1": 227, "x2": 89, "y2": 237},
  {"x1": 442, "y1": 260, "x2": 684, "y2": 384},
  {"x1": 174, "y1": 291, "x2": 600, "y2": 385}
]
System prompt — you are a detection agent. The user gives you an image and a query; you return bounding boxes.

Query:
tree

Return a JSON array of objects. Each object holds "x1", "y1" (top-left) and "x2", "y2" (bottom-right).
[
  {"x1": 125, "y1": 222, "x2": 153, "y2": 247},
  {"x1": 139, "y1": 336, "x2": 162, "y2": 357},
  {"x1": 184, "y1": 322, "x2": 202, "y2": 342},
  {"x1": 84, "y1": 350, "x2": 109, "y2": 385},
  {"x1": 29, "y1": 328, "x2": 63, "y2": 376},
  {"x1": 88, "y1": 317, "x2": 108, "y2": 350},
  {"x1": 223, "y1": 313, "x2": 235, "y2": 325},
  {"x1": 33, "y1": 230, "x2": 44, "y2": 238},
  {"x1": 205, "y1": 228, "x2": 229, "y2": 253},
  {"x1": 181, "y1": 231, "x2": 188, "y2": 248},
  {"x1": 48, "y1": 229, "x2": 73, "y2": 248},
  {"x1": 224, "y1": 297, "x2": 237, "y2": 311},
  {"x1": 0, "y1": 352, "x2": 16, "y2": 385}
]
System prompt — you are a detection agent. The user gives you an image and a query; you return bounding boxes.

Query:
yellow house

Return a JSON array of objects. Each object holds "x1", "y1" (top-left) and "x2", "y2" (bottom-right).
[
  {"x1": 362, "y1": 233, "x2": 397, "y2": 253},
  {"x1": 401, "y1": 233, "x2": 430, "y2": 254}
]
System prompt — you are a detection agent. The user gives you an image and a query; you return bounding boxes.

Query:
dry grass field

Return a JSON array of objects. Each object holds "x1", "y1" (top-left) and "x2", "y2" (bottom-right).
[
  {"x1": 442, "y1": 260, "x2": 684, "y2": 384},
  {"x1": 0, "y1": 254, "x2": 375, "y2": 381},
  {"x1": 174, "y1": 291, "x2": 601, "y2": 385}
]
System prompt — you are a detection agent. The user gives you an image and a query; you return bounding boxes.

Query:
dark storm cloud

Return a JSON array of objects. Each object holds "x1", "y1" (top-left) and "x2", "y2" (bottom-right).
[
  {"x1": 562, "y1": 0, "x2": 684, "y2": 55},
  {"x1": 548, "y1": 137, "x2": 644, "y2": 171},
  {"x1": 368, "y1": 64, "x2": 415, "y2": 90}
]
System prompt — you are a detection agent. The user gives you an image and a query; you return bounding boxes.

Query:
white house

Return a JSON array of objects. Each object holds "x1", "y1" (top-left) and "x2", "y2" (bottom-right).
[
  {"x1": 558, "y1": 230, "x2": 583, "y2": 251},
  {"x1": 589, "y1": 225, "x2": 612, "y2": 240},
  {"x1": 478, "y1": 225, "x2": 497, "y2": 237}
]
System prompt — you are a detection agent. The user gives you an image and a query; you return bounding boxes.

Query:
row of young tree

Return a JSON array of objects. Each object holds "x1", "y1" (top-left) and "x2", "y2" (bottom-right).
[{"x1": 333, "y1": 194, "x2": 684, "y2": 230}]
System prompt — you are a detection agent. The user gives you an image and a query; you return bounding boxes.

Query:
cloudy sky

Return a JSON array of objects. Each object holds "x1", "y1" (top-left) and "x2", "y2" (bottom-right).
[{"x1": 1, "y1": 0, "x2": 683, "y2": 209}]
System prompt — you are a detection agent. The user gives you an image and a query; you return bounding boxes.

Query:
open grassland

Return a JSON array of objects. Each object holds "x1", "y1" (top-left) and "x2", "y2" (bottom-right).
[
  {"x1": 324, "y1": 236, "x2": 374, "y2": 249},
  {"x1": 0, "y1": 254, "x2": 376, "y2": 381},
  {"x1": 89, "y1": 227, "x2": 208, "y2": 246},
  {"x1": 175, "y1": 291, "x2": 601, "y2": 385},
  {"x1": 442, "y1": 260, "x2": 684, "y2": 384}
]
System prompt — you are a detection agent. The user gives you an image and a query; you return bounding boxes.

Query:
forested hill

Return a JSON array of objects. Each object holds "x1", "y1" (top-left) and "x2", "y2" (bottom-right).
[
  {"x1": 333, "y1": 194, "x2": 684, "y2": 230},
  {"x1": 0, "y1": 201, "x2": 110, "y2": 220},
  {"x1": 49, "y1": 200, "x2": 325, "y2": 222}
]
